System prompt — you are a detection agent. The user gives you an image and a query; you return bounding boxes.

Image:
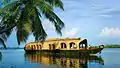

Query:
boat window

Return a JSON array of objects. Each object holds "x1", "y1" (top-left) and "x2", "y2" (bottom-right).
[
  {"x1": 64, "y1": 44, "x2": 67, "y2": 48},
  {"x1": 33, "y1": 45, "x2": 36, "y2": 50},
  {"x1": 49, "y1": 44, "x2": 56, "y2": 50},
  {"x1": 37, "y1": 45, "x2": 41, "y2": 50},
  {"x1": 49, "y1": 44, "x2": 52, "y2": 50},
  {"x1": 79, "y1": 39, "x2": 88, "y2": 49},
  {"x1": 61, "y1": 45, "x2": 63, "y2": 48},
  {"x1": 52, "y1": 44, "x2": 56, "y2": 50},
  {"x1": 61, "y1": 43, "x2": 67, "y2": 48},
  {"x1": 36, "y1": 45, "x2": 38, "y2": 50},
  {"x1": 31, "y1": 45, "x2": 34, "y2": 50},
  {"x1": 39, "y1": 45, "x2": 42, "y2": 50},
  {"x1": 69, "y1": 42, "x2": 75, "y2": 48},
  {"x1": 79, "y1": 44, "x2": 85, "y2": 48},
  {"x1": 32, "y1": 45, "x2": 36, "y2": 50}
]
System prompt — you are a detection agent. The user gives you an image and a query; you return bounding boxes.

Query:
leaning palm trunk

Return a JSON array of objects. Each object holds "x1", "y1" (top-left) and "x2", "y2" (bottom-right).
[{"x1": 0, "y1": 0, "x2": 64, "y2": 47}]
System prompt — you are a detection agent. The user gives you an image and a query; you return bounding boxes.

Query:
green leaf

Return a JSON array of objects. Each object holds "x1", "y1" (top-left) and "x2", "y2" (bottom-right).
[
  {"x1": 0, "y1": 38, "x2": 6, "y2": 48},
  {"x1": 31, "y1": 7, "x2": 47, "y2": 41},
  {"x1": 44, "y1": 0, "x2": 64, "y2": 10},
  {"x1": 0, "y1": 0, "x2": 64, "y2": 45}
]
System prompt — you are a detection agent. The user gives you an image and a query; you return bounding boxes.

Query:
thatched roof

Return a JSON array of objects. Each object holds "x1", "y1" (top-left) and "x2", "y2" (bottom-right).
[
  {"x1": 28, "y1": 38, "x2": 81, "y2": 44},
  {"x1": 46, "y1": 38, "x2": 81, "y2": 42}
]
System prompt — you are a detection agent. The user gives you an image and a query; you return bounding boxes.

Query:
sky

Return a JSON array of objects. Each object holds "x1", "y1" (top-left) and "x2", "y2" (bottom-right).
[{"x1": 1, "y1": 0, "x2": 120, "y2": 47}]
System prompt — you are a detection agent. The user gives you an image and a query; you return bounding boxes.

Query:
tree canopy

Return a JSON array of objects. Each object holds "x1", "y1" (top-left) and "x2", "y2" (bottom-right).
[{"x1": 0, "y1": 0, "x2": 65, "y2": 48}]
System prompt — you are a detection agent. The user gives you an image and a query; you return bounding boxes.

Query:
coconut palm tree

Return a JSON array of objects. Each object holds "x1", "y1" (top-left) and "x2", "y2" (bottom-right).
[{"x1": 0, "y1": 0, "x2": 64, "y2": 47}]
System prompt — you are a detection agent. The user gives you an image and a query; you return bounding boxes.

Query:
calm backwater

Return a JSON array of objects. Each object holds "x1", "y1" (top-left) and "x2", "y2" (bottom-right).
[{"x1": 0, "y1": 48, "x2": 120, "y2": 68}]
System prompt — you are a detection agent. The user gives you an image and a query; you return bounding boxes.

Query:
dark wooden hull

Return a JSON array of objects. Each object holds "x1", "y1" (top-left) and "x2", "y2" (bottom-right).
[{"x1": 25, "y1": 48, "x2": 104, "y2": 55}]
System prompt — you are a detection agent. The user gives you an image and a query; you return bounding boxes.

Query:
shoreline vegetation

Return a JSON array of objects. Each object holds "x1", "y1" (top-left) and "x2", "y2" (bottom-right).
[
  {"x1": 0, "y1": 47, "x2": 23, "y2": 49},
  {"x1": 91, "y1": 44, "x2": 120, "y2": 48},
  {"x1": 104, "y1": 44, "x2": 120, "y2": 48}
]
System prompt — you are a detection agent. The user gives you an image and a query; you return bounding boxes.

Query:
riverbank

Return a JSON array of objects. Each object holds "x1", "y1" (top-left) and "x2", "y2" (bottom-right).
[
  {"x1": 89, "y1": 44, "x2": 120, "y2": 48},
  {"x1": 91, "y1": 44, "x2": 120, "y2": 48},
  {"x1": 0, "y1": 47, "x2": 23, "y2": 49},
  {"x1": 104, "y1": 44, "x2": 120, "y2": 48}
]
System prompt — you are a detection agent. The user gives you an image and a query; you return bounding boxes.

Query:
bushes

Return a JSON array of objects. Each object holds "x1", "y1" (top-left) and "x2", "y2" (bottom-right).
[{"x1": 104, "y1": 44, "x2": 120, "y2": 48}]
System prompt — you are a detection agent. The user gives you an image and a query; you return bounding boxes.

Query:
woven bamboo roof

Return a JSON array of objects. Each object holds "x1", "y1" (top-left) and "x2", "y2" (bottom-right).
[
  {"x1": 28, "y1": 38, "x2": 81, "y2": 43},
  {"x1": 46, "y1": 38, "x2": 81, "y2": 41}
]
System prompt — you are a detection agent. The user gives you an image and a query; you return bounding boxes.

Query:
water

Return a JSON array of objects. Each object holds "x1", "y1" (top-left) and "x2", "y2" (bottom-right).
[{"x1": 0, "y1": 48, "x2": 120, "y2": 68}]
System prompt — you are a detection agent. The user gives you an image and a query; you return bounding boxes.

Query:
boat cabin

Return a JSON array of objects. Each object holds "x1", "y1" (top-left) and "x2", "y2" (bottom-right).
[{"x1": 24, "y1": 38, "x2": 88, "y2": 51}]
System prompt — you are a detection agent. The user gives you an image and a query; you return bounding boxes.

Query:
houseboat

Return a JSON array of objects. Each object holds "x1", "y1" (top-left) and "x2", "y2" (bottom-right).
[{"x1": 24, "y1": 38, "x2": 104, "y2": 55}]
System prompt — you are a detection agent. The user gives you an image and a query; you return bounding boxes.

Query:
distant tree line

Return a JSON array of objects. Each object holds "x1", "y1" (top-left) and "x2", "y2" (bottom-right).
[
  {"x1": 89, "y1": 44, "x2": 120, "y2": 48},
  {"x1": 104, "y1": 44, "x2": 120, "y2": 48}
]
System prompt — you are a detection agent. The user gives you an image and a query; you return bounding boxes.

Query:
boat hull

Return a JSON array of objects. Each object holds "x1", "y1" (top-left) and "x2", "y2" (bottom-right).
[{"x1": 24, "y1": 48, "x2": 104, "y2": 55}]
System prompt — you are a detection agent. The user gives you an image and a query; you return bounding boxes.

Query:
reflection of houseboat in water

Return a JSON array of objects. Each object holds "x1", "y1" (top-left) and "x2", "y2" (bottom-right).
[
  {"x1": 24, "y1": 38, "x2": 104, "y2": 55},
  {"x1": 25, "y1": 53, "x2": 104, "y2": 68}
]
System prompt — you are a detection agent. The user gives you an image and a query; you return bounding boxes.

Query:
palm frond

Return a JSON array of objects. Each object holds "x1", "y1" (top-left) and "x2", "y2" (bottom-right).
[
  {"x1": 0, "y1": 0, "x2": 21, "y2": 34},
  {"x1": 1, "y1": 0, "x2": 19, "y2": 5},
  {"x1": 16, "y1": 4, "x2": 31, "y2": 45},
  {"x1": 0, "y1": 0, "x2": 23, "y2": 34},
  {"x1": 0, "y1": 0, "x2": 64, "y2": 45},
  {"x1": 0, "y1": 37, "x2": 6, "y2": 48},
  {"x1": 16, "y1": 20, "x2": 31, "y2": 45},
  {"x1": 44, "y1": 0, "x2": 64, "y2": 10},
  {"x1": 0, "y1": 24, "x2": 13, "y2": 48},
  {"x1": 47, "y1": 11, "x2": 65, "y2": 35},
  {"x1": 16, "y1": 27, "x2": 30, "y2": 45},
  {"x1": 31, "y1": 7, "x2": 47, "y2": 41},
  {"x1": 39, "y1": 9, "x2": 64, "y2": 35},
  {"x1": 0, "y1": 0, "x2": 20, "y2": 15},
  {"x1": 0, "y1": 15, "x2": 18, "y2": 34},
  {"x1": 36, "y1": 0, "x2": 64, "y2": 36},
  {"x1": 34, "y1": 0, "x2": 53, "y2": 13}
]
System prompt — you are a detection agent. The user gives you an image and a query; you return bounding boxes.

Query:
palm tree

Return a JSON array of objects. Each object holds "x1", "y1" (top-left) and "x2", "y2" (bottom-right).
[{"x1": 0, "y1": 0, "x2": 64, "y2": 47}]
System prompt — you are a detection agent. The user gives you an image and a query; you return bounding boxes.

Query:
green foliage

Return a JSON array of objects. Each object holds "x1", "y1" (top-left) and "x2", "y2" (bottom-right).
[
  {"x1": 0, "y1": 38, "x2": 6, "y2": 48},
  {"x1": 0, "y1": 0, "x2": 64, "y2": 47},
  {"x1": 104, "y1": 44, "x2": 120, "y2": 48},
  {"x1": 90, "y1": 44, "x2": 120, "y2": 48}
]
